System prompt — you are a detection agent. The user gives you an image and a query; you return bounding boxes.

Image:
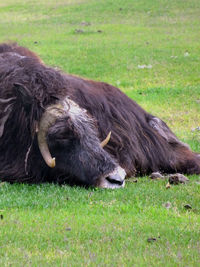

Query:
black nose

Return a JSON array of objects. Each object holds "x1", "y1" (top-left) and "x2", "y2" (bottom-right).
[
  {"x1": 99, "y1": 166, "x2": 126, "y2": 188},
  {"x1": 106, "y1": 173, "x2": 124, "y2": 185}
]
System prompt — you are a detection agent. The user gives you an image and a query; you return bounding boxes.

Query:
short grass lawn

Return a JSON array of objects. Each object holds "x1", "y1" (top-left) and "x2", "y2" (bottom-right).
[{"x1": 0, "y1": 0, "x2": 200, "y2": 266}]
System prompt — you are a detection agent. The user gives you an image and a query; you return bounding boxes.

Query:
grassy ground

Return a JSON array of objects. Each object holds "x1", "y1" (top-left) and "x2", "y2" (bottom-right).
[{"x1": 0, "y1": 0, "x2": 200, "y2": 266}]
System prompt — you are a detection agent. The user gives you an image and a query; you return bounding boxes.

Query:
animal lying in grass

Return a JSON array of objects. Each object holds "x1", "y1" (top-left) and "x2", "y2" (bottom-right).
[{"x1": 0, "y1": 43, "x2": 199, "y2": 188}]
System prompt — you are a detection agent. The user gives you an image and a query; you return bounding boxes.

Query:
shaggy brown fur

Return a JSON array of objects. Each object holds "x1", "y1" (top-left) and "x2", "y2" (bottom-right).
[{"x1": 0, "y1": 43, "x2": 199, "y2": 186}]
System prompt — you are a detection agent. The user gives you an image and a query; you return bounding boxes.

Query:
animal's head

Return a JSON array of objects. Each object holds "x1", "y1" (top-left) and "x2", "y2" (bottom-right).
[{"x1": 0, "y1": 54, "x2": 126, "y2": 188}]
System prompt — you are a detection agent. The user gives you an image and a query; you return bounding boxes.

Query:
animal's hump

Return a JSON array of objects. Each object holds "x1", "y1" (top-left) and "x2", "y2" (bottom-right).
[{"x1": 0, "y1": 42, "x2": 43, "y2": 63}]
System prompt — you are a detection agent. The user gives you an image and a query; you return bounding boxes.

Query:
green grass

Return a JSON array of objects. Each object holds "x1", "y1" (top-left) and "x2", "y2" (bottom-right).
[
  {"x1": 0, "y1": 0, "x2": 200, "y2": 266},
  {"x1": 1, "y1": 179, "x2": 200, "y2": 266}
]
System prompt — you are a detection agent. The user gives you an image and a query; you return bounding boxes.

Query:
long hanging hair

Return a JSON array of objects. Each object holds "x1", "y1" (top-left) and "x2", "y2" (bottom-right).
[{"x1": 0, "y1": 43, "x2": 199, "y2": 184}]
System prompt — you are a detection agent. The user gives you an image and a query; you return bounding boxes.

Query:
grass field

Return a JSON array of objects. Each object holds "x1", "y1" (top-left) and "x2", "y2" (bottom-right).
[{"x1": 0, "y1": 0, "x2": 200, "y2": 266}]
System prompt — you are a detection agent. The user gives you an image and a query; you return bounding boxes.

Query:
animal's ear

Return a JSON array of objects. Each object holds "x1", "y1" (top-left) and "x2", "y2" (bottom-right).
[{"x1": 13, "y1": 83, "x2": 33, "y2": 111}]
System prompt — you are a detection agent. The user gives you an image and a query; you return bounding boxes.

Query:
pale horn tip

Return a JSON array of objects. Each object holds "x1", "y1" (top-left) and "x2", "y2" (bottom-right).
[
  {"x1": 48, "y1": 157, "x2": 56, "y2": 168},
  {"x1": 101, "y1": 131, "x2": 111, "y2": 148}
]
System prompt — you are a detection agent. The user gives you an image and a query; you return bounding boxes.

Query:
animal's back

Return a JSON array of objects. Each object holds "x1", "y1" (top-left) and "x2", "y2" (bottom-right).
[{"x1": 61, "y1": 74, "x2": 200, "y2": 176}]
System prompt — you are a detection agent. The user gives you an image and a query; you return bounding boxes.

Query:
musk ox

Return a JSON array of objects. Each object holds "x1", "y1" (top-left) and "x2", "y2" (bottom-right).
[{"x1": 0, "y1": 43, "x2": 199, "y2": 188}]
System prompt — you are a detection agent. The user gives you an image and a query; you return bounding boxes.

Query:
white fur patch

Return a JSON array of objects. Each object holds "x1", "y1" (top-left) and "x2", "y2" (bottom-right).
[
  {"x1": 62, "y1": 97, "x2": 87, "y2": 120},
  {"x1": 7, "y1": 52, "x2": 26, "y2": 59},
  {"x1": 61, "y1": 97, "x2": 96, "y2": 134}
]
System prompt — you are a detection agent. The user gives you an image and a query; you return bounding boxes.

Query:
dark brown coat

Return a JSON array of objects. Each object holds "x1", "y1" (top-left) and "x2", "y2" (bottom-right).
[{"x1": 0, "y1": 43, "x2": 199, "y2": 187}]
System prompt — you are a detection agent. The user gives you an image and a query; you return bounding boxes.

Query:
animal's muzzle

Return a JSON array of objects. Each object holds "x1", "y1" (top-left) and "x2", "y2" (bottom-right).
[{"x1": 99, "y1": 166, "x2": 126, "y2": 189}]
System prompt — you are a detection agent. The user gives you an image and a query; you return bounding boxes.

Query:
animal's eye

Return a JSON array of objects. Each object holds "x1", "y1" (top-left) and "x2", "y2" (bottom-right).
[
  {"x1": 48, "y1": 128, "x2": 72, "y2": 142},
  {"x1": 54, "y1": 136, "x2": 74, "y2": 146},
  {"x1": 55, "y1": 136, "x2": 69, "y2": 142}
]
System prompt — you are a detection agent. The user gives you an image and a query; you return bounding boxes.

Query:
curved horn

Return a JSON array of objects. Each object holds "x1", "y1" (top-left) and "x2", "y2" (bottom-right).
[
  {"x1": 101, "y1": 131, "x2": 111, "y2": 148},
  {"x1": 37, "y1": 104, "x2": 66, "y2": 168}
]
